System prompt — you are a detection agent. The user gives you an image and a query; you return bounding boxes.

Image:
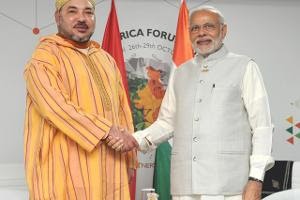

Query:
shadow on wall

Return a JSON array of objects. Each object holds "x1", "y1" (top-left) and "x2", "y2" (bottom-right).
[
  {"x1": 0, "y1": 189, "x2": 28, "y2": 199},
  {"x1": 0, "y1": 164, "x2": 27, "y2": 199}
]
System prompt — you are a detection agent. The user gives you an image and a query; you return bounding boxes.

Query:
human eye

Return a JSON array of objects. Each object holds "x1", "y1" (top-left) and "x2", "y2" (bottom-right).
[
  {"x1": 203, "y1": 23, "x2": 216, "y2": 31},
  {"x1": 85, "y1": 9, "x2": 94, "y2": 15},
  {"x1": 67, "y1": 8, "x2": 77, "y2": 14},
  {"x1": 190, "y1": 25, "x2": 200, "y2": 33}
]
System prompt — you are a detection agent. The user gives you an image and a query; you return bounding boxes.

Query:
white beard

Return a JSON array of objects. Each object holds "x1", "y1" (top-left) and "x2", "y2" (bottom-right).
[{"x1": 192, "y1": 35, "x2": 223, "y2": 57}]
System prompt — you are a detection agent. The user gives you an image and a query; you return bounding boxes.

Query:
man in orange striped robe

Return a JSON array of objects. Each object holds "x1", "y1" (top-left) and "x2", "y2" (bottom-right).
[{"x1": 23, "y1": 0, "x2": 137, "y2": 199}]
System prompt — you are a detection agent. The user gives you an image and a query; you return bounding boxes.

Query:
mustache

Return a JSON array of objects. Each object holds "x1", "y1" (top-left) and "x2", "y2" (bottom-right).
[
  {"x1": 194, "y1": 37, "x2": 211, "y2": 42},
  {"x1": 74, "y1": 22, "x2": 88, "y2": 28}
]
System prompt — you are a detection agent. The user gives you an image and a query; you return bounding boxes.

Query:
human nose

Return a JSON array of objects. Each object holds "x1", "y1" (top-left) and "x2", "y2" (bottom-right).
[
  {"x1": 76, "y1": 11, "x2": 87, "y2": 22},
  {"x1": 194, "y1": 27, "x2": 207, "y2": 37},
  {"x1": 197, "y1": 27, "x2": 207, "y2": 36}
]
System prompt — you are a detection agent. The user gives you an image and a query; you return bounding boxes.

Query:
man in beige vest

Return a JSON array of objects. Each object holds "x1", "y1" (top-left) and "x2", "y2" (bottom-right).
[{"x1": 110, "y1": 5, "x2": 274, "y2": 200}]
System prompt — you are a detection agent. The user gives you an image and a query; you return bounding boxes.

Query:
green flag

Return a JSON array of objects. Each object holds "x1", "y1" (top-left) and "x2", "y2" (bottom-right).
[{"x1": 153, "y1": 142, "x2": 172, "y2": 200}]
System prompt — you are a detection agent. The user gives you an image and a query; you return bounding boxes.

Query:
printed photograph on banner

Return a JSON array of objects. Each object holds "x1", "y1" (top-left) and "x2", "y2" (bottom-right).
[
  {"x1": 127, "y1": 56, "x2": 170, "y2": 129},
  {"x1": 121, "y1": 27, "x2": 174, "y2": 132}
]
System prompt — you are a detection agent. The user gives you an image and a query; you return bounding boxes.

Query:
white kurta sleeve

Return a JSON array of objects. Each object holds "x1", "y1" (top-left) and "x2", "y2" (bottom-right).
[{"x1": 242, "y1": 60, "x2": 275, "y2": 181}]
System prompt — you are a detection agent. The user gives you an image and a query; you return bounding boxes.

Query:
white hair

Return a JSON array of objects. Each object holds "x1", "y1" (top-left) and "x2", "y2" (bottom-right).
[{"x1": 190, "y1": 5, "x2": 225, "y2": 24}]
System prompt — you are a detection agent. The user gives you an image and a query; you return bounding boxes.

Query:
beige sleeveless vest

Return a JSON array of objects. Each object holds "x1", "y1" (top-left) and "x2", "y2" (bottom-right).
[{"x1": 171, "y1": 46, "x2": 252, "y2": 195}]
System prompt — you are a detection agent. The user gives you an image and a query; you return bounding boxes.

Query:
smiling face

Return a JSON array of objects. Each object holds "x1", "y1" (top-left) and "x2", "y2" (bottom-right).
[
  {"x1": 189, "y1": 10, "x2": 227, "y2": 57},
  {"x1": 55, "y1": 0, "x2": 95, "y2": 43}
]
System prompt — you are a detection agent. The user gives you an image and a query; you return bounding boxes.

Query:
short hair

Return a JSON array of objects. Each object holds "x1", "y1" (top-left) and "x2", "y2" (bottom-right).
[{"x1": 190, "y1": 5, "x2": 225, "y2": 24}]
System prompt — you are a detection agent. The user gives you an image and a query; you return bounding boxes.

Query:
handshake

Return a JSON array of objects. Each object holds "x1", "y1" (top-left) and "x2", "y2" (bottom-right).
[{"x1": 105, "y1": 125, "x2": 139, "y2": 152}]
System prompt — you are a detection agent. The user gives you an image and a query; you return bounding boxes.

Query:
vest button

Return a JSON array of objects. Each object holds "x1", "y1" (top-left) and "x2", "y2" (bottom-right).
[
  {"x1": 194, "y1": 117, "x2": 199, "y2": 121},
  {"x1": 193, "y1": 136, "x2": 198, "y2": 142},
  {"x1": 193, "y1": 137, "x2": 198, "y2": 142},
  {"x1": 198, "y1": 98, "x2": 202, "y2": 103},
  {"x1": 193, "y1": 156, "x2": 197, "y2": 161},
  {"x1": 199, "y1": 80, "x2": 205, "y2": 84}
]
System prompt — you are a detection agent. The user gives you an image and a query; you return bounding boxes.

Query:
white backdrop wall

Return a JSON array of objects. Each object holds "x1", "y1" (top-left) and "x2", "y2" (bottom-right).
[{"x1": 0, "y1": 0, "x2": 300, "y2": 193}]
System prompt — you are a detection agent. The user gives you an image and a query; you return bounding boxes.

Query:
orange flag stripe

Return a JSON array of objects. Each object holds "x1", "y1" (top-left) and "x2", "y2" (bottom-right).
[{"x1": 172, "y1": 0, "x2": 193, "y2": 67}]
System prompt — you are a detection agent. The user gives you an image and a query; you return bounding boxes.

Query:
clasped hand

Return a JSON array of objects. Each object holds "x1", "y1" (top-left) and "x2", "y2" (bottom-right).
[{"x1": 105, "y1": 126, "x2": 138, "y2": 152}]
